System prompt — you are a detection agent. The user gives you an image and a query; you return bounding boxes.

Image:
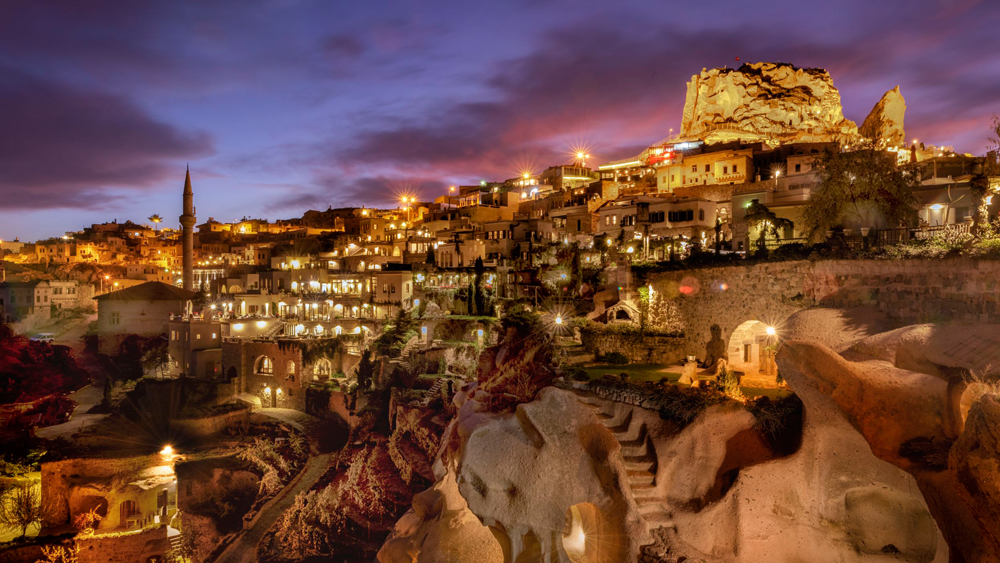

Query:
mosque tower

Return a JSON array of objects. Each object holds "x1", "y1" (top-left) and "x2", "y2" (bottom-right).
[{"x1": 179, "y1": 166, "x2": 197, "y2": 292}]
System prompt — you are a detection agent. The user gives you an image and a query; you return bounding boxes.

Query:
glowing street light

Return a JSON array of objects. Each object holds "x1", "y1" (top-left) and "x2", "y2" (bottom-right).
[
  {"x1": 765, "y1": 326, "x2": 776, "y2": 336},
  {"x1": 555, "y1": 315, "x2": 563, "y2": 325}
]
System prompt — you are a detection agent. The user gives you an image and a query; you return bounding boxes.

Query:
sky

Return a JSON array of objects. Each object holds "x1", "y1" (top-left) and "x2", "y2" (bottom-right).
[{"x1": 1, "y1": 0, "x2": 999, "y2": 241}]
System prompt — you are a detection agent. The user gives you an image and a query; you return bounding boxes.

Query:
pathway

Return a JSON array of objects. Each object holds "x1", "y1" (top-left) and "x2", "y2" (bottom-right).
[
  {"x1": 213, "y1": 451, "x2": 332, "y2": 563},
  {"x1": 213, "y1": 408, "x2": 333, "y2": 563},
  {"x1": 36, "y1": 315, "x2": 109, "y2": 440}
]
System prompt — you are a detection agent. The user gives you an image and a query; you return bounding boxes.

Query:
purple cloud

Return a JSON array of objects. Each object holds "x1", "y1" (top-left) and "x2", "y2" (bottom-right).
[{"x1": 0, "y1": 69, "x2": 212, "y2": 209}]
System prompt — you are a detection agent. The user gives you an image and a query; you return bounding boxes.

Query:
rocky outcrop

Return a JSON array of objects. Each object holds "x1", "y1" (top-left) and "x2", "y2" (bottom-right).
[
  {"x1": 377, "y1": 471, "x2": 503, "y2": 563},
  {"x1": 679, "y1": 62, "x2": 859, "y2": 145},
  {"x1": 860, "y1": 86, "x2": 906, "y2": 146},
  {"x1": 779, "y1": 320, "x2": 1000, "y2": 563},
  {"x1": 453, "y1": 387, "x2": 647, "y2": 562},
  {"x1": 381, "y1": 386, "x2": 648, "y2": 563}
]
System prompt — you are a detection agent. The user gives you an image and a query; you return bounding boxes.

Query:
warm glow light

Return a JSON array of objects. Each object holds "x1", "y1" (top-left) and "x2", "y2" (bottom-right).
[
  {"x1": 256, "y1": 321, "x2": 267, "y2": 328},
  {"x1": 555, "y1": 316, "x2": 563, "y2": 325},
  {"x1": 160, "y1": 445, "x2": 174, "y2": 456},
  {"x1": 930, "y1": 203, "x2": 945, "y2": 211},
  {"x1": 765, "y1": 326, "x2": 777, "y2": 336},
  {"x1": 233, "y1": 323, "x2": 244, "y2": 330}
]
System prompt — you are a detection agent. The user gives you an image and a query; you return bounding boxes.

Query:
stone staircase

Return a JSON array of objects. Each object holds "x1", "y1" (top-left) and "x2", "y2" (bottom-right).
[
  {"x1": 556, "y1": 338, "x2": 594, "y2": 365},
  {"x1": 572, "y1": 389, "x2": 674, "y2": 531},
  {"x1": 261, "y1": 320, "x2": 285, "y2": 339},
  {"x1": 421, "y1": 378, "x2": 446, "y2": 407}
]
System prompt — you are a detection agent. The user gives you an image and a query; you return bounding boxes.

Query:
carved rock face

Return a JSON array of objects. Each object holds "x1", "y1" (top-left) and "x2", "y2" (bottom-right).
[
  {"x1": 454, "y1": 388, "x2": 647, "y2": 562},
  {"x1": 680, "y1": 62, "x2": 859, "y2": 145}
]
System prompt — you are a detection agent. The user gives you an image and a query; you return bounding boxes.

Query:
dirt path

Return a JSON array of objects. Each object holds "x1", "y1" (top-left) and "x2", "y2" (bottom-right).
[{"x1": 213, "y1": 452, "x2": 332, "y2": 563}]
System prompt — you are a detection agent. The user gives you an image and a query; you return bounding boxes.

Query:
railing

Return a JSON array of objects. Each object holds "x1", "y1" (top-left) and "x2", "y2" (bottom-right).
[{"x1": 759, "y1": 223, "x2": 971, "y2": 251}]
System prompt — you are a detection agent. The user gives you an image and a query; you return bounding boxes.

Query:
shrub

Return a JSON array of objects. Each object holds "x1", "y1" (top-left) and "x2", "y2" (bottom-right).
[{"x1": 601, "y1": 351, "x2": 629, "y2": 365}]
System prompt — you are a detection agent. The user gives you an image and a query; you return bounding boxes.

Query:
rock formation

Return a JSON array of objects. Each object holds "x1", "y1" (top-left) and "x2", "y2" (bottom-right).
[
  {"x1": 860, "y1": 86, "x2": 906, "y2": 146},
  {"x1": 779, "y1": 319, "x2": 1000, "y2": 562},
  {"x1": 379, "y1": 386, "x2": 648, "y2": 563},
  {"x1": 679, "y1": 62, "x2": 859, "y2": 146}
]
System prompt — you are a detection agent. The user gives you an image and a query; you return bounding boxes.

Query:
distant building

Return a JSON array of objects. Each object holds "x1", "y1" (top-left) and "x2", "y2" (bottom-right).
[{"x1": 94, "y1": 282, "x2": 198, "y2": 356}]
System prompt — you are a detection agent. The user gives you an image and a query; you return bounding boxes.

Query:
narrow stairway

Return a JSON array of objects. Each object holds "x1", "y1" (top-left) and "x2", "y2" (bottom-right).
[{"x1": 571, "y1": 389, "x2": 674, "y2": 530}]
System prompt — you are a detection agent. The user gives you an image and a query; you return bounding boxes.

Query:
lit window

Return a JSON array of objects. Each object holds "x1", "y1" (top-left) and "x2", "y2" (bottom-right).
[{"x1": 110, "y1": 312, "x2": 121, "y2": 326}]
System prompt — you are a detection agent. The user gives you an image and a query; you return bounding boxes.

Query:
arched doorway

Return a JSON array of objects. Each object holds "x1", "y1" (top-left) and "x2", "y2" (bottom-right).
[
  {"x1": 561, "y1": 502, "x2": 625, "y2": 562},
  {"x1": 727, "y1": 320, "x2": 777, "y2": 377}
]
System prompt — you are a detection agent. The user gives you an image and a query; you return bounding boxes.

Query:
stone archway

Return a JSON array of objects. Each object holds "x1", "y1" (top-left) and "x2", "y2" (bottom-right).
[
  {"x1": 561, "y1": 502, "x2": 624, "y2": 563},
  {"x1": 727, "y1": 320, "x2": 777, "y2": 379}
]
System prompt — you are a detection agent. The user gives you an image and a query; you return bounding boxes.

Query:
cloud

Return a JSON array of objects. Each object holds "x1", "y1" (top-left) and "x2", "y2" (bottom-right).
[{"x1": 0, "y1": 70, "x2": 213, "y2": 209}]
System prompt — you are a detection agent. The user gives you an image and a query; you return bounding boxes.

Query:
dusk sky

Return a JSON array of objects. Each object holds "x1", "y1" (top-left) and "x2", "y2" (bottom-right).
[{"x1": 2, "y1": 0, "x2": 998, "y2": 241}]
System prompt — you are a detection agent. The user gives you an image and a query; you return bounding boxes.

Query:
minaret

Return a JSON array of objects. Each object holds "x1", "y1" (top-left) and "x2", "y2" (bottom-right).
[{"x1": 179, "y1": 166, "x2": 197, "y2": 292}]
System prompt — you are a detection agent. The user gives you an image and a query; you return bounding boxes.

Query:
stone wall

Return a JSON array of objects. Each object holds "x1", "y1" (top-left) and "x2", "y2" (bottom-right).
[
  {"x1": 580, "y1": 329, "x2": 686, "y2": 366},
  {"x1": 171, "y1": 407, "x2": 250, "y2": 437},
  {"x1": 76, "y1": 525, "x2": 169, "y2": 563},
  {"x1": 643, "y1": 258, "x2": 1000, "y2": 360}
]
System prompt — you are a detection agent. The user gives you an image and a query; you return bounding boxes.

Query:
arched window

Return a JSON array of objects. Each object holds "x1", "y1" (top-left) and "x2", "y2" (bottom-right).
[
  {"x1": 255, "y1": 356, "x2": 273, "y2": 375},
  {"x1": 287, "y1": 361, "x2": 296, "y2": 375},
  {"x1": 334, "y1": 325, "x2": 343, "y2": 335}
]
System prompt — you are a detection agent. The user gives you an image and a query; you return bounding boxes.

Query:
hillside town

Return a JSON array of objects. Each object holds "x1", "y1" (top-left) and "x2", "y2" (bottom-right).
[{"x1": 1, "y1": 62, "x2": 1000, "y2": 563}]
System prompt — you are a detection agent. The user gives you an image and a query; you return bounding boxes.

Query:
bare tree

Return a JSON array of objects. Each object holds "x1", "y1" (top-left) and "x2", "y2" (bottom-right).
[{"x1": 0, "y1": 482, "x2": 45, "y2": 538}]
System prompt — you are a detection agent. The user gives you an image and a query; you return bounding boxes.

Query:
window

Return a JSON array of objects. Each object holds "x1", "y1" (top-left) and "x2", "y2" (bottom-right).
[
  {"x1": 255, "y1": 356, "x2": 273, "y2": 375},
  {"x1": 691, "y1": 165, "x2": 696, "y2": 173},
  {"x1": 196, "y1": 333, "x2": 201, "y2": 340},
  {"x1": 612, "y1": 215, "x2": 617, "y2": 225},
  {"x1": 795, "y1": 163, "x2": 802, "y2": 172},
  {"x1": 723, "y1": 166, "x2": 729, "y2": 174},
  {"x1": 704, "y1": 164, "x2": 710, "y2": 172},
  {"x1": 287, "y1": 361, "x2": 296, "y2": 375},
  {"x1": 110, "y1": 312, "x2": 121, "y2": 326},
  {"x1": 699, "y1": 209, "x2": 705, "y2": 221},
  {"x1": 733, "y1": 164, "x2": 739, "y2": 174}
]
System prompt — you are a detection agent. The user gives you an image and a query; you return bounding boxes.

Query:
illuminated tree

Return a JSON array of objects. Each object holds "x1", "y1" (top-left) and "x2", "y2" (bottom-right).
[
  {"x1": 147, "y1": 214, "x2": 162, "y2": 231},
  {"x1": 0, "y1": 481, "x2": 45, "y2": 538},
  {"x1": 745, "y1": 200, "x2": 793, "y2": 254},
  {"x1": 971, "y1": 116, "x2": 1000, "y2": 234},
  {"x1": 803, "y1": 142, "x2": 919, "y2": 240}
]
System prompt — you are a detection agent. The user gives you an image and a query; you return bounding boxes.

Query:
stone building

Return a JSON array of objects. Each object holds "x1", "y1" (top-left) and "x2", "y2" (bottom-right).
[
  {"x1": 95, "y1": 281, "x2": 198, "y2": 356},
  {"x1": 41, "y1": 452, "x2": 178, "y2": 543},
  {"x1": 223, "y1": 339, "x2": 307, "y2": 409}
]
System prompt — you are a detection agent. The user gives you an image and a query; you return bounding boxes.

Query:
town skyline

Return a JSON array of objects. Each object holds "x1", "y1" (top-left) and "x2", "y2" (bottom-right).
[{"x1": 3, "y1": 0, "x2": 1000, "y2": 241}]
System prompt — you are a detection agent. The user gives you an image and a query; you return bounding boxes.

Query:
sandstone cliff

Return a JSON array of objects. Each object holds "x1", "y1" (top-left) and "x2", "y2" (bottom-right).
[{"x1": 679, "y1": 62, "x2": 859, "y2": 145}]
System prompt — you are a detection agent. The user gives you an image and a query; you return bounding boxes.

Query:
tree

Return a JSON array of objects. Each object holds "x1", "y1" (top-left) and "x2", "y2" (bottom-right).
[
  {"x1": 473, "y1": 257, "x2": 487, "y2": 316},
  {"x1": 147, "y1": 214, "x2": 162, "y2": 232},
  {"x1": 356, "y1": 349, "x2": 374, "y2": 392},
  {"x1": 745, "y1": 200, "x2": 793, "y2": 254},
  {"x1": 0, "y1": 481, "x2": 45, "y2": 538},
  {"x1": 141, "y1": 341, "x2": 170, "y2": 378},
  {"x1": 971, "y1": 116, "x2": 1000, "y2": 234},
  {"x1": 424, "y1": 245, "x2": 436, "y2": 265},
  {"x1": 35, "y1": 544, "x2": 79, "y2": 563},
  {"x1": 803, "y1": 143, "x2": 919, "y2": 240}
]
